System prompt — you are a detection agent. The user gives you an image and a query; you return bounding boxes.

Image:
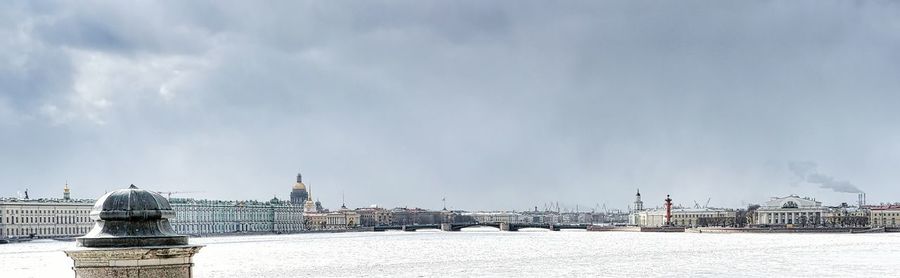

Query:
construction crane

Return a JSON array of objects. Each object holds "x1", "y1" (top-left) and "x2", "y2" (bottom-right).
[
  {"x1": 155, "y1": 191, "x2": 203, "y2": 199},
  {"x1": 705, "y1": 198, "x2": 712, "y2": 208}
]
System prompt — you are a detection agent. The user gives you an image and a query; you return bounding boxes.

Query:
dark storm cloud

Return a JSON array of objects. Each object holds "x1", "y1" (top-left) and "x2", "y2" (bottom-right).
[{"x1": 1, "y1": 1, "x2": 899, "y2": 210}]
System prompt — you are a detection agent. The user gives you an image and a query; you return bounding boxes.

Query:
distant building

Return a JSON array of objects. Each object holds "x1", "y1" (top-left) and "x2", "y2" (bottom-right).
[
  {"x1": 355, "y1": 207, "x2": 393, "y2": 226},
  {"x1": 169, "y1": 198, "x2": 304, "y2": 235},
  {"x1": 824, "y1": 203, "x2": 869, "y2": 227},
  {"x1": 633, "y1": 189, "x2": 643, "y2": 211},
  {"x1": 871, "y1": 205, "x2": 900, "y2": 228},
  {"x1": 630, "y1": 189, "x2": 644, "y2": 225},
  {"x1": 633, "y1": 207, "x2": 737, "y2": 227},
  {"x1": 754, "y1": 195, "x2": 828, "y2": 226},
  {"x1": 0, "y1": 184, "x2": 93, "y2": 239},
  {"x1": 300, "y1": 184, "x2": 359, "y2": 230},
  {"x1": 290, "y1": 172, "x2": 309, "y2": 206},
  {"x1": 390, "y1": 208, "x2": 446, "y2": 225},
  {"x1": 463, "y1": 211, "x2": 530, "y2": 224},
  {"x1": 325, "y1": 204, "x2": 360, "y2": 229}
]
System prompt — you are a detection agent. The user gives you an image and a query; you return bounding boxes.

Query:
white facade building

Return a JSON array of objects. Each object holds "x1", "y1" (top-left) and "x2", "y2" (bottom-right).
[
  {"x1": 633, "y1": 207, "x2": 737, "y2": 227},
  {"x1": 755, "y1": 195, "x2": 827, "y2": 226},
  {"x1": 0, "y1": 199, "x2": 94, "y2": 239}
]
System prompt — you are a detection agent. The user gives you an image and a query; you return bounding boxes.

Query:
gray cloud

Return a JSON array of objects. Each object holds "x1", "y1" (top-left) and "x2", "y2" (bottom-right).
[{"x1": 1, "y1": 1, "x2": 899, "y2": 210}]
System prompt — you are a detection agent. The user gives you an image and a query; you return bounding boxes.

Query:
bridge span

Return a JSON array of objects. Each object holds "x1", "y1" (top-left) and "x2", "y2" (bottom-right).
[{"x1": 373, "y1": 222, "x2": 592, "y2": 232}]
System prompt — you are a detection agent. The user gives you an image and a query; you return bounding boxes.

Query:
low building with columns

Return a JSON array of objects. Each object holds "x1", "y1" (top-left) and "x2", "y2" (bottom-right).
[{"x1": 754, "y1": 195, "x2": 828, "y2": 227}]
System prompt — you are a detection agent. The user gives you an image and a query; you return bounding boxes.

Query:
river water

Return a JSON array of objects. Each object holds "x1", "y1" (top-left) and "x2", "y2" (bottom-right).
[{"x1": 2, "y1": 228, "x2": 899, "y2": 277}]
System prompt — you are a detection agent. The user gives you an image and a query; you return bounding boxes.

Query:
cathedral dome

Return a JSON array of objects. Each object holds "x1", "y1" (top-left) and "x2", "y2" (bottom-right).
[{"x1": 293, "y1": 182, "x2": 306, "y2": 190}]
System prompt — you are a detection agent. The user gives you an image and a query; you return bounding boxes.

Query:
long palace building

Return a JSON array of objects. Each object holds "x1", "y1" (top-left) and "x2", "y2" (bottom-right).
[
  {"x1": 0, "y1": 184, "x2": 93, "y2": 239},
  {"x1": 168, "y1": 197, "x2": 305, "y2": 235},
  {"x1": 2, "y1": 181, "x2": 309, "y2": 239},
  {"x1": 0, "y1": 173, "x2": 371, "y2": 240}
]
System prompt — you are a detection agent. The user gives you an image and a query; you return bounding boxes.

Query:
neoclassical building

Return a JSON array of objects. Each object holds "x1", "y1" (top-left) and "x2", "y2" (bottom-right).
[
  {"x1": 169, "y1": 197, "x2": 304, "y2": 235},
  {"x1": 300, "y1": 186, "x2": 360, "y2": 230},
  {"x1": 870, "y1": 205, "x2": 900, "y2": 228},
  {"x1": 755, "y1": 195, "x2": 828, "y2": 226},
  {"x1": 0, "y1": 185, "x2": 93, "y2": 239},
  {"x1": 356, "y1": 207, "x2": 393, "y2": 226},
  {"x1": 633, "y1": 207, "x2": 737, "y2": 227}
]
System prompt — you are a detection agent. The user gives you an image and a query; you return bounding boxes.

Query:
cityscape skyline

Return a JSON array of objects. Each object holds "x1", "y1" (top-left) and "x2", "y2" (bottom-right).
[
  {"x1": 2, "y1": 2, "x2": 900, "y2": 210},
  {"x1": 1, "y1": 170, "x2": 889, "y2": 213}
]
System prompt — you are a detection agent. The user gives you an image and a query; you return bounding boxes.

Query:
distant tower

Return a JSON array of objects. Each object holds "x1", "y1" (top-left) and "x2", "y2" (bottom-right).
[
  {"x1": 664, "y1": 194, "x2": 673, "y2": 226},
  {"x1": 303, "y1": 186, "x2": 317, "y2": 213},
  {"x1": 64, "y1": 182, "x2": 71, "y2": 201},
  {"x1": 633, "y1": 189, "x2": 643, "y2": 211},
  {"x1": 290, "y1": 171, "x2": 309, "y2": 205}
]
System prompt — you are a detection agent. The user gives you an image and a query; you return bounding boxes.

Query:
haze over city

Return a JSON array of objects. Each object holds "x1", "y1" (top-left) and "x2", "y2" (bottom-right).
[{"x1": 2, "y1": 1, "x2": 899, "y2": 210}]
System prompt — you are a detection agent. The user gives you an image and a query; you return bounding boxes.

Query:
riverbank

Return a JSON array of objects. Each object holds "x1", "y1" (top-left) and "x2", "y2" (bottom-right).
[
  {"x1": 185, "y1": 228, "x2": 373, "y2": 238},
  {"x1": 587, "y1": 225, "x2": 900, "y2": 233},
  {"x1": 0, "y1": 228, "x2": 373, "y2": 244},
  {"x1": 687, "y1": 227, "x2": 889, "y2": 233}
]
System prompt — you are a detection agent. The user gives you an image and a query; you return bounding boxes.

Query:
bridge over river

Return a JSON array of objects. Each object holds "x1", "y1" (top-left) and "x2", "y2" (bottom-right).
[{"x1": 373, "y1": 222, "x2": 592, "y2": 232}]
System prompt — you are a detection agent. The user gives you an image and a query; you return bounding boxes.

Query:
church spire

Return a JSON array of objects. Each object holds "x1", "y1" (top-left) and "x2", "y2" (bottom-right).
[{"x1": 296, "y1": 170, "x2": 302, "y2": 183}]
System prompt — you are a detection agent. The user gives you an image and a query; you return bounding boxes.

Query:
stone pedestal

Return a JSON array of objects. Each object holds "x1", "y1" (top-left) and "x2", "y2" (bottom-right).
[{"x1": 65, "y1": 245, "x2": 203, "y2": 278}]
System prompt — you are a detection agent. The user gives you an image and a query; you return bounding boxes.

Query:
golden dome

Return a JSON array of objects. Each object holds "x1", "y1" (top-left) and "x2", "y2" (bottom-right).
[{"x1": 293, "y1": 182, "x2": 307, "y2": 190}]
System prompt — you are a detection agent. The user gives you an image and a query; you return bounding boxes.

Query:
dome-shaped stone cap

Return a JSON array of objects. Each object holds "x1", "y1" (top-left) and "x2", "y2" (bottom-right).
[{"x1": 90, "y1": 184, "x2": 175, "y2": 221}]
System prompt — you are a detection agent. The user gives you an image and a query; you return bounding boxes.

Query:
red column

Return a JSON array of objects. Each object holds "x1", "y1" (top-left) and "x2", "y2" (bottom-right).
[{"x1": 665, "y1": 195, "x2": 673, "y2": 226}]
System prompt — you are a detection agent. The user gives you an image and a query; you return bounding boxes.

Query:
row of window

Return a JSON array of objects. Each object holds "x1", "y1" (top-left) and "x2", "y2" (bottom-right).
[
  {"x1": 872, "y1": 218, "x2": 898, "y2": 226},
  {"x1": 3, "y1": 215, "x2": 89, "y2": 224},
  {"x1": 2, "y1": 209, "x2": 90, "y2": 215},
  {"x1": 672, "y1": 213, "x2": 730, "y2": 218},
  {"x1": 172, "y1": 209, "x2": 303, "y2": 222},
  {"x1": 1, "y1": 226, "x2": 90, "y2": 237},
  {"x1": 172, "y1": 223, "x2": 303, "y2": 234}
]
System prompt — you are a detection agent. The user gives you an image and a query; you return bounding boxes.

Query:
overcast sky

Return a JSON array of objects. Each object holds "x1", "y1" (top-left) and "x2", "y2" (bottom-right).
[{"x1": 1, "y1": 1, "x2": 899, "y2": 211}]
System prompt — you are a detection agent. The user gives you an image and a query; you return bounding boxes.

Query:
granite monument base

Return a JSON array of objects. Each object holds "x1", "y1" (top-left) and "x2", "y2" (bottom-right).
[{"x1": 65, "y1": 245, "x2": 203, "y2": 278}]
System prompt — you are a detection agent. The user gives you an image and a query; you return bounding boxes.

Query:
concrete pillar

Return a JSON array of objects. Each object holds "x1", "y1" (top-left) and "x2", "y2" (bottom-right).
[
  {"x1": 440, "y1": 223, "x2": 452, "y2": 232},
  {"x1": 499, "y1": 222, "x2": 510, "y2": 231}
]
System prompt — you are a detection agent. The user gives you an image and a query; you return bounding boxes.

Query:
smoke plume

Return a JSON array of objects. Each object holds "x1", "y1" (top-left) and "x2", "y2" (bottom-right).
[{"x1": 788, "y1": 161, "x2": 863, "y2": 193}]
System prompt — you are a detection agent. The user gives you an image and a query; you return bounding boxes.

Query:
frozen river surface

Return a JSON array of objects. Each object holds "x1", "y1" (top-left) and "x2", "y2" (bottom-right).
[{"x1": 2, "y1": 229, "x2": 900, "y2": 277}]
